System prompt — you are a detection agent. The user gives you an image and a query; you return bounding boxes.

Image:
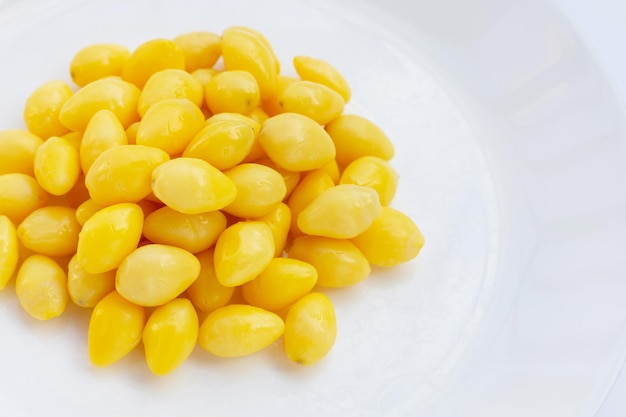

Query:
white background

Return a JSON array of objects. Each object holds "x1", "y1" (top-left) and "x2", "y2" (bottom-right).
[{"x1": 551, "y1": 0, "x2": 626, "y2": 415}]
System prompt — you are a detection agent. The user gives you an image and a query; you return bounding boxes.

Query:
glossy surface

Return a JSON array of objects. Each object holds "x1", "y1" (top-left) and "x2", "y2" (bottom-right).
[
  {"x1": 143, "y1": 298, "x2": 199, "y2": 375},
  {"x1": 76, "y1": 203, "x2": 143, "y2": 274},
  {"x1": 288, "y1": 235, "x2": 371, "y2": 288},
  {"x1": 15, "y1": 254, "x2": 68, "y2": 320},
  {"x1": 0, "y1": 215, "x2": 19, "y2": 290},
  {"x1": 297, "y1": 184, "x2": 382, "y2": 239},
  {"x1": 17, "y1": 206, "x2": 80, "y2": 256},
  {"x1": 85, "y1": 144, "x2": 170, "y2": 206},
  {"x1": 214, "y1": 221, "x2": 275, "y2": 287},
  {"x1": 59, "y1": 77, "x2": 140, "y2": 131},
  {"x1": 33, "y1": 136, "x2": 80, "y2": 195},
  {"x1": 151, "y1": 157, "x2": 237, "y2": 214},
  {"x1": 242, "y1": 257, "x2": 318, "y2": 311},
  {"x1": 143, "y1": 207, "x2": 226, "y2": 254},
  {"x1": 198, "y1": 304, "x2": 284, "y2": 357},
  {"x1": 258, "y1": 112, "x2": 336, "y2": 171},
  {"x1": 283, "y1": 292, "x2": 336, "y2": 365},
  {"x1": 22, "y1": 80, "x2": 72, "y2": 138},
  {"x1": 88, "y1": 291, "x2": 146, "y2": 367},
  {"x1": 115, "y1": 244, "x2": 200, "y2": 307},
  {"x1": 0, "y1": 129, "x2": 43, "y2": 176}
]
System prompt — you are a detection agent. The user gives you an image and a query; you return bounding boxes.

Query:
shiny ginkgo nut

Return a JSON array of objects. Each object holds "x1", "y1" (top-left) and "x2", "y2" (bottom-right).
[
  {"x1": 198, "y1": 304, "x2": 284, "y2": 358},
  {"x1": 298, "y1": 184, "x2": 382, "y2": 239},
  {"x1": 15, "y1": 254, "x2": 68, "y2": 321},
  {"x1": 288, "y1": 235, "x2": 371, "y2": 288},
  {"x1": 0, "y1": 173, "x2": 49, "y2": 225},
  {"x1": 115, "y1": 244, "x2": 201, "y2": 307},
  {"x1": 351, "y1": 207, "x2": 425, "y2": 266},
  {"x1": 259, "y1": 113, "x2": 336, "y2": 172},
  {"x1": 278, "y1": 80, "x2": 345, "y2": 125},
  {"x1": 59, "y1": 76, "x2": 140, "y2": 131},
  {"x1": 136, "y1": 99, "x2": 205, "y2": 156},
  {"x1": 222, "y1": 163, "x2": 286, "y2": 218},
  {"x1": 122, "y1": 38, "x2": 186, "y2": 89},
  {"x1": 79, "y1": 109, "x2": 128, "y2": 174},
  {"x1": 0, "y1": 215, "x2": 19, "y2": 290},
  {"x1": 221, "y1": 27, "x2": 278, "y2": 100},
  {"x1": 214, "y1": 221, "x2": 275, "y2": 287},
  {"x1": 34, "y1": 136, "x2": 81, "y2": 196},
  {"x1": 151, "y1": 157, "x2": 237, "y2": 214},
  {"x1": 172, "y1": 31, "x2": 221, "y2": 72},
  {"x1": 17, "y1": 206, "x2": 80, "y2": 257},
  {"x1": 287, "y1": 169, "x2": 335, "y2": 238},
  {"x1": 254, "y1": 202, "x2": 291, "y2": 257},
  {"x1": 88, "y1": 291, "x2": 146, "y2": 367},
  {"x1": 85, "y1": 144, "x2": 170, "y2": 206},
  {"x1": 0, "y1": 129, "x2": 43, "y2": 176},
  {"x1": 138, "y1": 69, "x2": 203, "y2": 116},
  {"x1": 205, "y1": 70, "x2": 260, "y2": 115},
  {"x1": 183, "y1": 119, "x2": 256, "y2": 170},
  {"x1": 283, "y1": 292, "x2": 337, "y2": 365},
  {"x1": 339, "y1": 156, "x2": 398, "y2": 206},
  {"x1": 293, "y1": 55, "x2": 351, "y2": 102},
  {"x1": 241, "y1": 257, "x2": 318, "y2": 311},
  {"x1": 142, "y1": 298, "x2": 199, "y2": 376},
  {"x1": 76, "y1": 203, "x2": 144, "y2": 274},
  {"x1": 22, "y1": 80, "x2": 73, "y2": 139},
  {"x1": 187, "y1": 249, "x2": 235, "y2": 313},
  {"x1": 70, "y1": 43, "x2": 130, "y2": 87},
  {"x1": 143, "y1": 206, "x2": 226, "y2": 254},
  {"x1": 67, "y1": 254, "x2": 116, "y2": 308},
  {"x1": 325, "y1": 114, "x2": 395, "y2": 168}
]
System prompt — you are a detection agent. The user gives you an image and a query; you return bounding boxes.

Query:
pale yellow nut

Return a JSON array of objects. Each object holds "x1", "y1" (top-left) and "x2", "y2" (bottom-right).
[
  {"x1": 258, "y1": 112, "x2": 335, "y2": 172},
  {"x1": 293, "y1": 55, "x2": 351, "y2": 102},
  {"x1": 173, "y1": 31, "x2": 221, "y2": 72},
  {"x1": 351, "y1": 207, "x2": 425, "y2": 266},
  {"x1": 151, "y1": 158, "x2": 237, "y2": 215},
  {"x1": 17, "y1": 206, "x2": 80, "y2": 257},
  {"x1": 34, "y1": 136, "x2": 81, "y2": 196},
  {"x1": 0, "y1": 215, "x2": 19, "y2": 290},
  {"x1": 221, "y1": 27, "x2": 278, "y2": 100},
  {"x1": 76, "y1": 203, "x2": 144, "y2": 274},
  {"x1": 288, "y1": 235, "x2": 370, "y2": 288},
  {"x1": 59, "y1": 77, "x2": 140, "y2": 131},
  {"x1": 0, "y1": 129, "x2": 43, "y2": 176},
  {"x1": 187, "y1": 249, "x2": 235, "y2": 312},
  {"x1": 88, "y1": 291, "x2": 146, "y2": 367},
  {"x1": 222, "y1": 163, "x2": 286, "y2": 218},
  {"x1": 0, "y1": 173, "x2": 49, "y2": 225},
  {"x1": 70, "y1": 43, "x2": 130, "y2": 87},
  {"x1": 143, "y1": 298, "x2": 199, "y2": 376},
  {"x1": 283, "y1": 292, "x2": 336, "y2": 365},
  {"x1": 138, "y1": 69, "x2": 204, "y2": 117},
  {"x1": 85, "y1": 145, "x2": 170, "y2": 206},
  {"x1": 325, "y1": 114, "x2": 395, "y2": 168},
  {"x1": 67, "y1": 254, "x2": 116, "y2": 308},
  {"x1": 213, "y1": 221, "x2": 274, "y2": 287},
  {"x1": 122, "y1": 38, "x2": 186, "y2": 89},
  {"x1": 16, "y1": 254, "x2": 68, "y2": 321},
  {"x1": 136, "y1": 98, "x2": 205, "y2": 156},
  {"x1": 278, "y1": 80, "x2": 344, "y2": 125},
  {"x1": 198, "y1": 304, "x2": 284, "y2": 357},
  {"x1": 297, "y1": 184, "x2": 382, "y2": 239},
  {"x1": 115, "y1": 244, "x2": 201, "y2": 307},
  {"x1": 23, "y1": 80, "x2": 73, "y2": 139}
]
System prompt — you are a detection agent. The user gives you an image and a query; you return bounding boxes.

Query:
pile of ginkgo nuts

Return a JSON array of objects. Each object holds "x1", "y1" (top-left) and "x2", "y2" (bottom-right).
[{"x1": 0, "y1": 26, "x2": 425, "y2": 376}]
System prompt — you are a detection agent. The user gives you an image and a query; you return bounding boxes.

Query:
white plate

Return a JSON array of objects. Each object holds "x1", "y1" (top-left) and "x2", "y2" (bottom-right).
[{"x1": 1, "y1": 0, "x2": 625, "y2": 416}]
